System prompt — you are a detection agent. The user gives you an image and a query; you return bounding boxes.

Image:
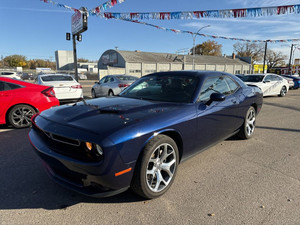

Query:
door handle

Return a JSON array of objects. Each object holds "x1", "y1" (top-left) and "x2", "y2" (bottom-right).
[{"x1": 231, "y1": 99, "x2": 237, "y2": 104}]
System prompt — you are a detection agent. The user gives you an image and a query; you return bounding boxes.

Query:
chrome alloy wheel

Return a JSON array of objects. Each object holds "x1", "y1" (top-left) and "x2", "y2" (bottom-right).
[
  {"x1": 280, "y1": 86, "x2": 287, "y2": 96},
  {"x1": 146, "y1": 143, "x2": 176, "y2": 193},
  {"x1": 246, "y1": 108, "x2": 256, "y2": 136},
  {"x1": 11, "y1": 107, "x2": 34, "y2": 127}
]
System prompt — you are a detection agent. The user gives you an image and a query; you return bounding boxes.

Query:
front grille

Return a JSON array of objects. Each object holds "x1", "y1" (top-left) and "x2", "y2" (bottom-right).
[{"x1": 32, "y1": 124, "x2": 101, "y2": 162}]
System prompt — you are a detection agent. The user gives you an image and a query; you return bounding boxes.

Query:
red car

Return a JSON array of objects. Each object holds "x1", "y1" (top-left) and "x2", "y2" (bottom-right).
[{"x1": 0, "y1": 77, "x2": 59, "y2": 128}]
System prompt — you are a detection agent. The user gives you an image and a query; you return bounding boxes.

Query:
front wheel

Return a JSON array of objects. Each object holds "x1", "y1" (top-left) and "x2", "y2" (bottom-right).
[
  {"x1": 237, "y1": 106, "x2": 256, "y2": 139},
  {"x1": 8, "y1": 104, "x2": 36, "y2": 128},
  {"x1": 279, "y1": 86, "x2": 287, "y2": 97},
  {"x1": 131, "y1": 135, "x2": 179, "y2": 199}
]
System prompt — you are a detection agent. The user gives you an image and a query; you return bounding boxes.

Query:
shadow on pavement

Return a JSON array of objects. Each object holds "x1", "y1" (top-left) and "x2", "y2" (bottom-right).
[{"x1": 0, "y1": 129, "x2": 144, "y2": 211}]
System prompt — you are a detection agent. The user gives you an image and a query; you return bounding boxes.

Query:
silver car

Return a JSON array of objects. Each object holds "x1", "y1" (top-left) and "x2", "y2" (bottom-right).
[{"x1": 91, "y1": 75, "x2": 138, "y2": 98}]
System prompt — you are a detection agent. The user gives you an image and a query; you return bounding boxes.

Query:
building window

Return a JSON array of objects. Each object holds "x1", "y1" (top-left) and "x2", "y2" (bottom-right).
[
  {"x1": 235, "y1": 70, "x2": 241, "y2": 74},
  {"x1": 145, "y1": 70, "x2": 156, "y2": 73},
  {"x1": 129, "y1": 70, "x2": 141, "y2": 73}
]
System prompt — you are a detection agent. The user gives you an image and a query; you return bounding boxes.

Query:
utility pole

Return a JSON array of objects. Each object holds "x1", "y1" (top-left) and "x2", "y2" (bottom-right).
[
  {"x1": 73, "y1": 35, "x2": 79, "y2": 81},
  {"x1": 192, "y1": 25, "x2": 210, "y2": 70},
  {"x1": 262, "y1": 40, "x2": 268, "y2": 73},
  {"x1": 288, "y1": 44, "x2": 294, "y2": 75}
]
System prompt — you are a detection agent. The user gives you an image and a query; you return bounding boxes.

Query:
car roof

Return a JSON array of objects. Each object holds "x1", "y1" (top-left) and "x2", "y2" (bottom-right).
[{"x1": 143, "y1": 70, "x2": 235, "y2": 78}]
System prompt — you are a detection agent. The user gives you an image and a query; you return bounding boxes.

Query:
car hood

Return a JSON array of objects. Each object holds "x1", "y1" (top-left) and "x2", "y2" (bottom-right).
[{"x1": 38, "y1": 97, "x2": 185, "y2": 136}]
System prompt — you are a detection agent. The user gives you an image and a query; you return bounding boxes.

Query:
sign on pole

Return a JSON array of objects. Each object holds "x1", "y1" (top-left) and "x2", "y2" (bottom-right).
[{"x1": 71, "y1": 10, "x2": 87, "y2": 35}]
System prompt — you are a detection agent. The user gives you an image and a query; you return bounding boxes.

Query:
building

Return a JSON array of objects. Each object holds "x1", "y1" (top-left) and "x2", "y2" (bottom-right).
[
  {"x1": 55, "y1": 50, "x2": 97, "y2": 72},
  {"x1": 55, "y1": 50, "x2": 74, "y2": 70},
  {"x1": 97, "y1": 49, "x2": 252, "y2": 78}
]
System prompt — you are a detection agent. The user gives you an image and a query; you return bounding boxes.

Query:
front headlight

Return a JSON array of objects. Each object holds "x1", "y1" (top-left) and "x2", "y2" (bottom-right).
[{"x1": 84, "y1": 142, "x2": 104, "y2": 159}]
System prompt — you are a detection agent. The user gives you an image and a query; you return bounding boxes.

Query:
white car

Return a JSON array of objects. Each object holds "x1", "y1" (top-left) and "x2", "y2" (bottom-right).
[
  {"x1": 36, "y1": 74, "x2": 83, "y2": 102},
  {"x1": 0, "y1": 71, "x2": 21, "y2": 80},
  {"x1": 239, "y1": 73, "x2": 289, "y2": 97}
]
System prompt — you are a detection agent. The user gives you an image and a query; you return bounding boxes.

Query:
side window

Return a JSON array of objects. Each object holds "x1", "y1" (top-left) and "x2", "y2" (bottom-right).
[
  {"x1": 101, "y1": 77, "x2": 109, "y2": 83},
  {"x1": 271, "y1": 75, "x2": 280, "y2": 81},
  {"x1": 0, "y1": 81, "x2": 22, "y2": 91},
  {"x1": 225, "y1": 77, "x2": 240, "y2": 94},
  {"x1": 0, "y1": 81, "x2": 4, "y2": 91},
  {"x1": 264, "y1": 75, "x2": 271, "y2": 82},
  {"x1": 109, "y1": 77, "x2": 115, "y2": 82},
  {"x1": 198, "y1": 76, "x2": 231, "y2": 102}
]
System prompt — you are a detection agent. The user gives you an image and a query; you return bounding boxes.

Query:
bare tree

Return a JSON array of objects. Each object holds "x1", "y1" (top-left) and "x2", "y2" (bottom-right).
[
  {"x1": 233, "y1": 42, "x2": 264, "y2": 63},
  {"x1": 266, "y1": 50, "x2": 286, "y2": 70}
]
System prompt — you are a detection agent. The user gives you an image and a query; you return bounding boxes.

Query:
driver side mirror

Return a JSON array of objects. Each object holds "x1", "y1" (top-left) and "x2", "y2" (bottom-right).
[{"x1": 206, "y1": 93, "x2": 226, "y2": 106}]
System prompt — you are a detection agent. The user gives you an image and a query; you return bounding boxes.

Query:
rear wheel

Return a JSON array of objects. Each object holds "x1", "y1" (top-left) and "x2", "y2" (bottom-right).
[
  {"x1": 237, "y1": 106, "x2": 256, "y2": 139},
  {"x1": 131, "y1": 135, "x2": 179, "y2": 199},
  {"x1": 279, "y1": 86, "x2": 287, "y2": 97},
  {"x1": 8, "y1": 104, "x2": 36, "y2": 128}
]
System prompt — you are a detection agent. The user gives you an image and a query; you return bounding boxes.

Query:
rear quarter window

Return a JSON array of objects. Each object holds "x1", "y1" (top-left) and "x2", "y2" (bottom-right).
[{"x1": 0, "y1": 81, "x2": 23, "y2": 91}]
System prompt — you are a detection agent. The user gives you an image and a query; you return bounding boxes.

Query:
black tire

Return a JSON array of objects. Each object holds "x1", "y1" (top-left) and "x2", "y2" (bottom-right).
[
  {"x1": 279, "y1": 86, "x2": 287, "y2": 97},
  {"x1": 91, "y1": 89, "x2": 97, "y2": 98},
  {"x1": 108, "y1": 90, "x2": 114, "y2": 96},
  {"x1": 131, "y1": 134, "x2": 179, "y2": 199},
  {"x1": 237, "y1": 106, "x2": 256, "y2": 140},
  {"x1": 8, "y1": 104, "x2": 36, "y2": 128}
]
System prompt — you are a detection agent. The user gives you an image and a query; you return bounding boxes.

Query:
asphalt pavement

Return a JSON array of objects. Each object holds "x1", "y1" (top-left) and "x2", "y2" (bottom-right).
[{"x1": 0, "y1": 88, "x2": 299, "y2": 225}]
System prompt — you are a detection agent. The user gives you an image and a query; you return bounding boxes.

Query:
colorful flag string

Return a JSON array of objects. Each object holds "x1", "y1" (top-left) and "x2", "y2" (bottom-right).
[
  {"x1": 114, "y1": 17, "x2": 300, "y2": 43},
  {"x1": 89, "y1": 0, "x2": 125, "y2": 15},
  {"x1": 40, "y1": 0, "x2": 80, "y2": 13},
  {"x1": 94, "y1": 4, "x2": 300, "y2": 20}
]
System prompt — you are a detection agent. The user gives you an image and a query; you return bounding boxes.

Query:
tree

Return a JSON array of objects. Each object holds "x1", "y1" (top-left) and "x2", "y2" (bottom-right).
[
  {"x1": 233, "y1": 42, "x2": 264, "y2": 63},
  {"x1": 191, "y1": 40, "x2": 222, "y2": 56},
  {"x1": 266, "y1": 50, "x2": 286, "y2": 70},
  {"x1": 78, "y1": 58, "x2": 89, "y2": 62},
  {"x1": 3, "y1": 55, "x2": 28, "y2": 68}
]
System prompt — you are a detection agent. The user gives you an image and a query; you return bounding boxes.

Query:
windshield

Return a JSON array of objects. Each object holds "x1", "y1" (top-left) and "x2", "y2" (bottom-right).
[
  {"x1": 41, "y1": 75, "x2": 74, "y2": 82},
  {"x1": 239, "y1": 75, "x2": 264, "y2": 82},
  {"x1": 119, "y1": 75, "x2": 199, "y2": 103}
]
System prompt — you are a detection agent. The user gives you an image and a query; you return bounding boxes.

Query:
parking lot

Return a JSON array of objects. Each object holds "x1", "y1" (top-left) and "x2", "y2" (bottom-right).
[{"x1": 0, "y1": 88, "x2": 299, "y2": 225}]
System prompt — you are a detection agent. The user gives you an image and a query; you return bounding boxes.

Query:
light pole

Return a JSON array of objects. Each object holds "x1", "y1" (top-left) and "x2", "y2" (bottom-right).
[{"x1": 192, "y1": 25, "x2": 210, "y2": 70}]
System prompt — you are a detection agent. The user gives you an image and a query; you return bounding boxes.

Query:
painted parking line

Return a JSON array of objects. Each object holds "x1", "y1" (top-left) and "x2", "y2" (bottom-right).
[{"x1": 0, "y1": 129, "x2": 12, "y2": 133}]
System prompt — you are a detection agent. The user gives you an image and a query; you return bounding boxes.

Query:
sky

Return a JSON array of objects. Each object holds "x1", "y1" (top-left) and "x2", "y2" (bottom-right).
[{"x1": 1, "y1": 0, "x2": 300, "y2": 63}]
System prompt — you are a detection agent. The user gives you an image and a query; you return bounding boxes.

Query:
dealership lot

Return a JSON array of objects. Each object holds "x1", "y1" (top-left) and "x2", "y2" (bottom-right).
[{"x1": 0, "y1": 89, "x2": 299, "y2": 225}]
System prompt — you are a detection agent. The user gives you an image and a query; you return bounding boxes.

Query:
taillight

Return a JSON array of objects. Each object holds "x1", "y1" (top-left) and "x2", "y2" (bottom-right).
[
  {"x1": 71, "y1": 85, "x2": 82, "y2": 89},
  {"x1": 118, "y1": 83, "x2": 129, "y2": 88},
  {"x1": 42, "y1": 87, "x2": 56, "y2": 97}
]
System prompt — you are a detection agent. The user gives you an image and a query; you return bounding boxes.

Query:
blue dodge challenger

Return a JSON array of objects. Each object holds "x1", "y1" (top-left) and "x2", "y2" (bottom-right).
[{"x1": 29, "y1": 71, "x2": 263, "y2": 199}]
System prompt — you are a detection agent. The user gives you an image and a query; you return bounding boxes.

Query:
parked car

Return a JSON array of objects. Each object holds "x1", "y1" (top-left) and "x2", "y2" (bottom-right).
[
  {"x1": 91, "y1": 75, "x2": 138, "y2": 98},
  {"x1": 0, "y1": 71, "x2": 21, "y2": 80},
  {"x1": 280, "y1": 75, "x2": 300, "y2": 89},
  {"x1": 0, "y1": 77, "x2": 59, "y2": 128},
  {"x1": 238, "y1": 73, "x2": 289, "y2": 97},
  {"x1": 29, "y1": 71, "x2": 263, "y2": 199},
  {"x1": 21, "y1": 72, "x2": 34, "y2": 80},
  {"x1": 36, "y1": 74, "x2": 83, "y2": 103}
]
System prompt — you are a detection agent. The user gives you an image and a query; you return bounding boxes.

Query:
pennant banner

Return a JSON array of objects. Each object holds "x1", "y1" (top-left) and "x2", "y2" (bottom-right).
[
  {"x1": 89, "y1": 0, "x2": 125, "y2": 16},
  {"x1": 40, "y1": 0, "x2": 80, "y2": 13},
  {"x1": 115, "y1": 18, "x2": 300, "y2": 43},
  {"x1": 93, "y1": 4, "x2": 300, "y2": 20}
]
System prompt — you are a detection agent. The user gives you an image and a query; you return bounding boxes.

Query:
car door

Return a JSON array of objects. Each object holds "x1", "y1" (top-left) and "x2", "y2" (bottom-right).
[
  {"x1": 100, "y1": 76, "x2": 114, "y2": 96},
  {"x1": 0, "y1": 81, "x2": 20, "y2": 120},
  {"x1": 193, "y1": 76, "x2": 241, "y2": 155},
  {"x1": 95, "y1": 76, "x2": 108, "y2": 96},
  {"x1": 262, "y1": 75, "x2": 276, "y2": 96}
]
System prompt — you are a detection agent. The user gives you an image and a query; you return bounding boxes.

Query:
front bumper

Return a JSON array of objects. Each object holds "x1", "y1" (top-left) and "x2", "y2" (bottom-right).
[{"x1": 28, "y1": 123, "x2": 134, "y2": 197}]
